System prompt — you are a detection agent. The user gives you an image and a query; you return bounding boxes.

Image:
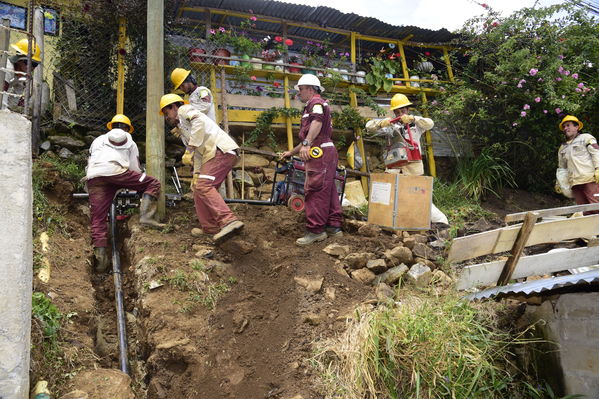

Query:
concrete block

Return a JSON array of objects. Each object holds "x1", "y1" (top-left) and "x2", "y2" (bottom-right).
[{"x1": 0, "y1": 110, "x2": 33, "y2": 399}]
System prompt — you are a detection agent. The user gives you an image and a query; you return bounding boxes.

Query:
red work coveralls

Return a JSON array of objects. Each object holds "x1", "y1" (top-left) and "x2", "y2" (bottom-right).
[{"x1": 299, "y1": 95, "x2": 343, "y2": 233}]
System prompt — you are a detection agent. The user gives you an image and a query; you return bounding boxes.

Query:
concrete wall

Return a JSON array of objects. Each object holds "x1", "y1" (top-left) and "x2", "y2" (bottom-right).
[
  {"x1": 524, "y1": 292, "x2": 599, "y2": 397},
  {"x1": 0, "y1": 110, "x2": 32, "y2": 399}
]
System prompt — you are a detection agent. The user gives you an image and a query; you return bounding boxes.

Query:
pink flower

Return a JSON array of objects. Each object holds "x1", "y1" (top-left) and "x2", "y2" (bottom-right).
[
  {"x1": 538, "y1": 78, "x2": 543, "y2": 82},
  {"x1": 555, "y1": 108, "x2": 562, "y2": 114},
  {"x1": 558, "y1": 55, "x2": 564, "y2": 60},
  {"x1": 274, "y1": 36, "x2": 283, "y2": 42},
  {"x1": 210, "y1": 29, "x2": 215, "y2": 34},
  {"x1": 517, "y1": 83, "x2": 523, "y2": 88},
  {"x1": 219, "y1": 27, "x2": 225, "y2": 32},
  {"x1": 250, "y1": 16, "x2": 257, "y2": 21},
  {"x1": 556, "y1": 77, "x2": 562, "y2": 81},
  {"x1": 564, "y1": 70, "x2": 570, "y2": 76},
  {"x1": 534, "y1": 97, "x2": 541, "y2": 103},
  {"x1": 512, "y1": 122, "x2": 518, "y2": 127},
  {"x1": 572, "y1": 73, "x2": 578, "y2": 79},
  {"x1": 577, "y1": 82, "x2": 584, "y2": 88},
  {"x1": 575, "y1": 88, "x2": 582, "y2": 92},
  {"x1": 523, "y1": 104, "x2": 530, "y2": 110},
  {"x1": 491, "y1": 21, "x2": 499, "y2": 27},
  {"x1": 284, "y1": 39, "x2": 293, "y2": 46},
  {"x1": 521, "y1": 111, "x2": 527, "y2": 117},
  {"x1": 558, "y1": 66, "x2": 566, "y2": 74},
  {"x1": 543, "y1": 110, "x2": 548, "y2": 114},
  {"x1": 250, "y1": 76, "x2": 257, "y2": 81},
  {"x1": 424, "y1": 51, "x2": 431, "y2": 56},
  {"x1": 529, "y1": 68, "x2": 538, "y2": 76},
  {"x1": 481, "y1": 3, "x2": 489, "y2": 9}
]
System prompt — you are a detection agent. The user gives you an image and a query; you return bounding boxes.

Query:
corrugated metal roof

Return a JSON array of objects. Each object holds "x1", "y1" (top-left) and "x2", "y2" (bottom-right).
[
  {"x1": 465, "y1": 269, "x2": 599, "y2": 301},
  {"x1": 177, "y1": 0, "x2": 456, "y2": 45}
]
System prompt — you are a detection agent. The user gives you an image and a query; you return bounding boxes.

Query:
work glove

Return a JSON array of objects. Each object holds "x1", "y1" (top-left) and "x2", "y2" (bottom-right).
[
  {"x1": 170, "y1": 127, "x2": 181, "y2": 138},
  {"x1": 595, "y1": 169, "x2": 599, "y2": 184},
  {"x1": 182, "y1": 150, "x2": 193, "y2": 166},
  {"x1": 400, "y1": 114, "x2": 415, "y2": 125},
  {"x1": 554, "y1": 182, "x2": 562, "y2": 194},
  {"x1": 191, "y1": 174, "x2": 198, "y2": 191},
  {"x1": 379, "y1": 118, "x2": 392, "y2": 128}
]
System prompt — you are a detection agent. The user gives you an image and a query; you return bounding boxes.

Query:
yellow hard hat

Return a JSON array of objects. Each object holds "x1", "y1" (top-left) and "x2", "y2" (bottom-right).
[
  {"x1": 390, "y1": 94, "x2": 412, "y2": 111},
  {"x1": 559, "y1": 115, "x2": 583, "y2": 131},
  {"x1": 159, "y1": 93, "x2": 187, "y2": 115},
  {"x1": 11, "y1": 38, "x2": 41, "y2": 62},
  {"x1": 107, "y1": 114, "x2": 134, "y2": 133},
  {"x1": 171, "y1": 68, "x2": 191, "y2": 90}
]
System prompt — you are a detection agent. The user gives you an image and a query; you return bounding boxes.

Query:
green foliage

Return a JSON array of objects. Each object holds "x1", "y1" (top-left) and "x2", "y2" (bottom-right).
[
  {"x1": 332, "y1": 106, "x2": 366, "y2": 131},
  {"x1": 350, "y1": 87, "x2": 387, "y2": 117},
  {"x1": 246, "y1": 106, "x2": 302, "y2": 149},
  {"x1": 365, "y1": 56, "x2": 402, "y2": 95},
  {"x1": 32, "y1": 292, "x2": 63, "y2": 347},
  {"x1": 162, "y1": 268, "x2": 233, "y2": 312},
  {"x1": 428, "y1": 2, "x2": 598, "y2": 192},
  {"x1": 313, "y1": 294, "x2": 542, "y2": 398}
]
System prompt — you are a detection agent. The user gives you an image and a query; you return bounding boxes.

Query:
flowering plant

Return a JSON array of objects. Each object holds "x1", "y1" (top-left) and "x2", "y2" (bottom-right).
[{"x1": 207, "y1": 27, "x2": 234, "y2": 48}]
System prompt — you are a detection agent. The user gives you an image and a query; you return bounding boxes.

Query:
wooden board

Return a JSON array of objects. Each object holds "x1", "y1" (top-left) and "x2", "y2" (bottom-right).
[
  {"x1": 457, "y1": 246, "x2": 599, "y2": 290},
  {"x1": 505, "y1": 203, "x2": 599, "y2": 223},
  {"x1": 394, "y1": 175, "x2": 432, "y2": 230},
  {"x1": 448, "y1": 214, "x2": 599, "y2": 263},
  {"x1": 367, "y1": 173, "x2": 396, "y2": 228}
]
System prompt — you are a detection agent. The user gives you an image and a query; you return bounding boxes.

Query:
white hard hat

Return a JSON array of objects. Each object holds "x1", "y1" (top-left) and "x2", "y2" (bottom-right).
[
  {"x1": 294, "y1": 74, "x2": 325, "y2": 92},
  {"x1": 107, "y1": 128, "x2": 129, "y2": 146}
]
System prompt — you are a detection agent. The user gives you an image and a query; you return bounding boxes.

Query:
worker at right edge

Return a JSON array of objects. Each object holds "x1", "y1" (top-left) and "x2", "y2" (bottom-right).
[{"x1": 281, "y1": 74, "x2": 343, "y2": 246}]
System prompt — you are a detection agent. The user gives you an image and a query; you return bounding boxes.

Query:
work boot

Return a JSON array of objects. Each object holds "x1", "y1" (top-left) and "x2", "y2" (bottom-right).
[
  {"x1": 325, "y1": 226, "x2": 343, "y2": 237},
  {"x1": 139, "y1": 193, "x2": 166, "y2": 229},
  {"x1": 94, "y1": 247, "x2": 110, "y2": 273},
  {"x1": 296, "y1": 231, "x2": 327, "y2": 246},
  {"x1": 213, "y1": 220, "x2": 244, "y2": 242}
]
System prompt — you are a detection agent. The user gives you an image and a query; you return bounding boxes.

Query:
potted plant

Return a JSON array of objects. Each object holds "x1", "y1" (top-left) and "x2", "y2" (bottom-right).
[
  {"x1": 207, "y1": 27, "x2": 234, "y2": 65},
  {"x1": 415, "y1": 51, "x2": 434, "y2": 73},
  {"x1": 288, "y1": 55, "x2": 302, "y2": 74},
  {"x1": 232, "y1": 35, "x2": 263, "y2": 67},
  {"x1": 365, "y1": 56, "x2": 401, "y2": 95}
]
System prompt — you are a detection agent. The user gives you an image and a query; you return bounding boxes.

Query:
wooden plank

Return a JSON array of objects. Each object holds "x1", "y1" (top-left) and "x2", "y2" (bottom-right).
[
  {"x1": 457, "y1": 246, "x2": 599, "y2": 290},
  {"x1": 497, "y1": 212, "x2": 538, "y2": 286},
  {"x1": 505, "y1": 203, "x2": 599, "y2": 223},
  {"x1": 394, "y1": 175, "x2": 432, "y2": 230},
  {"x1": 448, "y1": 214, "x2": 599, "y2": 263},
  {"x1": 367, "y1": 173, "x2": 396, "y2": 228}
]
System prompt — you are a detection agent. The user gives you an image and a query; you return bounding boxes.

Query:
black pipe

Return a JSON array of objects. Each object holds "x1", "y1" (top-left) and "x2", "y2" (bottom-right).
[{"x1": 109, "y1": 200, "x2": 129, "y2": 375}]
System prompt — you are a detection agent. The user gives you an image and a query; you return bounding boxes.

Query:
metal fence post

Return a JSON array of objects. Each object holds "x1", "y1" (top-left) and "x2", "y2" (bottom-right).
[
  {"x1": 32, "y1": 7, "x2": 44, "y2": 157},
  {"x1": 0, "y1": 18, "x2": 10, "y2": 109}
]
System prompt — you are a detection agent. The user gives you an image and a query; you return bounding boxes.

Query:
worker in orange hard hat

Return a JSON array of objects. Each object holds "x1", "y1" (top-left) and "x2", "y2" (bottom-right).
[
  {"x1": 555, "y1": 115, "x2": 599, "y2": 214},
  {"x1": 2, "y1": 38, "x2": 41, "y2": 110}
]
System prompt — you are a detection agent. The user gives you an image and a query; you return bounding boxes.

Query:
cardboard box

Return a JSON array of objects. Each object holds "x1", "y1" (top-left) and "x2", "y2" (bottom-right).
[{"x1": 367, "y1": 173, "x2": 432, "y2": 230}]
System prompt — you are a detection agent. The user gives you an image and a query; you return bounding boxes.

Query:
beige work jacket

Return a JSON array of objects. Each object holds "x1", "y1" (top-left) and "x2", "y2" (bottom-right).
[{"x1": 558, "y1": 133, "x2": 599, "y2": 186}]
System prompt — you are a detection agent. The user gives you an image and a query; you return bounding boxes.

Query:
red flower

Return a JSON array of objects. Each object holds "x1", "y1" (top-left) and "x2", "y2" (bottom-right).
[
  {"x1": 284, "y1": 38, "x2": 293, "y2": 46},
  {"x1": 273, "y1": 82, "x2": 280, "y2": 88},
  {"x1": 481, "y1": 3, "x2": 489, "y2": 8},
  {"x1": 424, "y1": 51, "x2": 431, "y2": 56},
  {"x1": 250, "y1": 76, "x2": 257, "y2": 81},
  {"x1": 395, "y1": 53, "x2": 401, "y2": 58},
  {"x1": 274, "y1": 36, "x2": 283, "y2": 42},
  {"x1": 491, "y1": 21, "x2": 499, "y2": 27},
  {"x1": 118, "y1": 48, "x2": 127, "y2": 56}
]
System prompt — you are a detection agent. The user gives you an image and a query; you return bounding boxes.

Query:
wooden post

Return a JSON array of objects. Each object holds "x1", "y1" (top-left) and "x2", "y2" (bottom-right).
[
  {"x1": 442, "y1": 47, "x2": 454, "y2": 82},
  {"x1": 419, "y1": 92, "x2": 436, "y2": 177},
  {"x1": 146, "y1": 0, "x2": 165, "y2": 217},
  {"x1": 116, "y1": 17, "x2": 127, "y2": 114},
  {"x1": 349, "y1": 89, "x2": 369, "y2": 196},
  {"x1": 283, "y1": 75, "x2": 293, "y2": 151},
  {"x1": 497, "y1": 212, "x2": 538, "y2": 286},
  {"x1": 398, "y1": 42, "x2": 410, "y2": 88},
  {"x1": 31, "y1": 8, "x2": 44, "y2": 156},
  {"x1": 219, "y1": 68, "x2": 234, "y2": 197}
]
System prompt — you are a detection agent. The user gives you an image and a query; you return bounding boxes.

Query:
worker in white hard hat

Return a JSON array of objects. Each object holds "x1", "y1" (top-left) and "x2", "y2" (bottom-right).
[
  {"x1": 365, "y1": 93, "x2": 448, "y2": 225},
  {"x1": 159, "y1": 93, "x2": 244, "y2": 242},
  {"x1": 84, "y1": 114, "x2": 165, "y2": 272},
  {"x1": 2, "y1": 38, "x2": 41, "y2": 110},
  {"x1": 280, "y1": 74, "x2": 343, "y2": 246},
  {"x1": 555, "y1": 115, "x2": 599, "y2": 215}
]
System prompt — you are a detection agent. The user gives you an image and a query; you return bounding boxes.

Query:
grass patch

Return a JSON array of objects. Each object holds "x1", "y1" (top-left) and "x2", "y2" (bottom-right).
[
  {"x1": 32, "y1": 292, "x2": 63, "y2": 348},
  {"x1": 162, "y1": 268, "x2": 232, "y2": 311},
  {"x1": 312, "y1": 294, "x2": 542, "y2": 399}
]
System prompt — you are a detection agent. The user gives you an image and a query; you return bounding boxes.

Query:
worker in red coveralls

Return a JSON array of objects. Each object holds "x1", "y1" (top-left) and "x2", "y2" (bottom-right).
[
  {"x1": 281, "y1": 74, "x2": 343, "y2": 246},
  {"x1": 84, "y1": 114, "x2": 165, "y2": 272}
]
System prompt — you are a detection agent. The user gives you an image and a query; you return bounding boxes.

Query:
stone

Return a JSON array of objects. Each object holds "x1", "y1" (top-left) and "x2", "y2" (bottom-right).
[
  {"x1": 412, "y1": 234, "x2": 428, "y2": 244},
  {"x1": 233, "y1": 170, "x2": 254, "y2": 186},
  {"x1": 235, "y1": 154, "x2": 270, "y2": 168},
  {"x1": 40, "y1": 140, "x2": 51, "y2": 151},
  {"x1": 357, "y1": 224, "x2": 381, "y2": 237},
  {"x1": 415, "y1": 257, "x2": 436, "y2": 270},
  {"x1": 60, "y1": 390, "x2": 89, "y2": 399},
  {"x1": 324, "y1": 287, "x2": 336, "y2": 301},
  {"x1": 384, "y1": 246, "x2": 413, "y2": 265},
  {"x1": 374, "y1": 264, "x2": 409, "y2": 285},
  {"x1": 323, "y1": 243, "x2": 351, "y2": 258},
  {"x1": 429, "y1": 239, "x2": 447, "y2": 249},
  {"x1": 227, "y1": 239, "x2": 256, "y2": 254},
  {"x1": 345, "y1": 252, "x2": 375, "y2": 269},
  {"x1": 432, "y1": 270, "x2": 453, "y2": 287},
  {"x1": 366, "y1": 259, "x2": 387, "y2": 274},
  {"x1": 350, "y1": 268, "x2": 376, "y2": 284},
  {"x1": 406, "y1": 263, "x2": 432, "y2": 287},
  {"x1": 403, "y1": 236, "x2": 416, "y2": 249},
  {"x1": 58, "y1": 147, "x2": 74, "y2": 158},
  {"x1": 48, "y1": 135, "x2": 86, "y2": 150},
  {"x1": 83, "y1": 135, "x2": 96, "y2": 146},
  {"x1": 375, "y1": 283, "x2": 396, "y2": 302},
  {"x1": 70, "y1": 369, "x2": 134, "y2": 399},
  {"x1": 345, "y1": 219, "x2": 367, "y2": 232},
  {"x1": 412, "y1": 243, "x2": 433, "y2": 260},
  {"x1": 294, "y1": 276, "x2": 324, "y2": 293}
]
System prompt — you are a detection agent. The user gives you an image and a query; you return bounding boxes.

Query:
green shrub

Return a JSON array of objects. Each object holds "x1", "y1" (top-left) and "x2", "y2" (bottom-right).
[{"x1": 32, "y1": 292, "x2": 63, "y2": 347}]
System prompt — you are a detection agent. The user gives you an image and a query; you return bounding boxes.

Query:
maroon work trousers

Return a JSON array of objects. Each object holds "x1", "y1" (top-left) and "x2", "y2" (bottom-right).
[
  {"x1": 193, "y1": 150, "x2": 238, "y2": 234},
  {"x1": 572, "y1": 182, "x2": 599, "y2": 215},
  {"x1": 87, "y1": 170, "x2": 161, "y2": 247},
  {"x1": 304, "y1": 146, "x2": 343, "y2": 233}
]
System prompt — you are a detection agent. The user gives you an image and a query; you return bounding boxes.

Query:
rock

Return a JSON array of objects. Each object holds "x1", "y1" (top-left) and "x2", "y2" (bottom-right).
[
  {"x1": 194, "y1": 248, "x2": 214, "y2": 259},
  {"x1": 40, "y1": 140, "x2": 51, "y2": 151},
  {"x1": 384, "y1": 246, "x2": 413, "y2": 265},
  {"x1": 48, "y1": 135, "x2": 86, "y2": 150},
  {"x1": 235, "y1": 154, "x2": 270, "y2": 168},
  {"x1": 78, "y1": 204, "x2": 90, "y2": 218},
  {"x1": 415, "y1": 257, "x2": 436, "y2": 270},
  {"x1": 432, "y1": 270, "x2": 453, "y2": 287},
  {"x1": 206, "y1": 260, "x2": 233, "y2": 278},
  {"x1": 345, "y1": 252, "x2": 375, "y2": 269},
  {"x1": 406, "y1": 263, "x2": 432, "y2": 287},
  {"x1": 429, "y1": 239, "x2": 447, "y2": 249},
  {"x1": 357, "y1": 224, "x2": 381, "y2": 237},
  {"x1": 70, "y1": 369, "x2": 134, "y2": 399},
  {"x1": 233, "y1": 170, "x2": 254, "y2": 186},
  {"x1": 88, "y1": 130, "x2": 104, "y2": 138},
  {"x1": 412, "y1": 243, "x2": 433, "y2": 260},
  {"x1": 191, "y1": 228, "x2": 207, "y2": 238},
  {"x1": 375, "y1": 283, "x2": 396, "y2": 302},
  {"x1": 350, "y1": 268, "x2": 376, "y2": 284},
  {"x1": 58, "y1": 147, "x2": 74, "y2": 158},
  {"x1": 83, "y1": 135, "x2": 96, "y2": 146},
  {"x1": 156, "y1": 337, "x2": 191, "y2": 350},
  {"x1": 403, "y1": 236, "x2": 416, "y2": 249},
  {"x1": 60, "y1": 390, "x2": 89, "y2": 399},
  {"x1": 294, "y1": 276, "x2": 324, "y2": 293},
  {"x1": 366, "y1": 259, "x2": 387, "y2": 274},
  {"x1": 333, "y1": 263, "x2": 348, "y2": 277},
  {"x1": 374, "y1": 264, "x2": 409, "y2": 285},
  {"x1": 323, "y1": 243, "x2": 351, "y2": 258},
  {"x1": 412, "y1": 234, "x2": 428, "y2": 244},
  {"x1": 345, "y1": 219, "x2": 367, "y2": 232},
  {"x1": 227, "y1": 239, "x2": 256, "y2": 254},
  {"x1": 324, "y1": 287, "x2": 336, "y2": 301}
]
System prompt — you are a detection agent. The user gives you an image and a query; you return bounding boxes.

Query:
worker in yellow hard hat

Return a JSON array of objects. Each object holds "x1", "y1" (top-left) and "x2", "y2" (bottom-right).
[
  {"x1": 84, "y1": 114, "x2": 165, "y2": 272},
  {"x1": 555, "y1": 115, "x2": 599, "y2": 214},
  {"x1": 2, "y1": 38, "x2": 41, "y2": 110},
  {"x1": 159, "y1": 93, "x2": 244, "y2": 242}
]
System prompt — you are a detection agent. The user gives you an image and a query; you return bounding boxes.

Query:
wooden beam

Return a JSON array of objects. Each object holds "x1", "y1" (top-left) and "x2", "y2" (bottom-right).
[
  {"x1": 419, "y1": 92, "x2": 436, "y2": 178},
  {"x1": 505, "y1": 203, "x2": 599, "y2": 223},
  {"x1": 497, "y1": 212, "x2": 538, "y2": 286},
  {"x1": 457, "y1": 246, "x2": 599, "y2": 290},
  {"x1": 448, "y1": 214, "x2": 599, "y2": 263}
]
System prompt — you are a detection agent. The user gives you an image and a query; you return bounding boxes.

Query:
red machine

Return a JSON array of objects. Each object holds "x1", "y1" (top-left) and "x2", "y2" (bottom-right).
[{"x1": 383, "y1": 116, "x2": 422, "y2": 168}]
